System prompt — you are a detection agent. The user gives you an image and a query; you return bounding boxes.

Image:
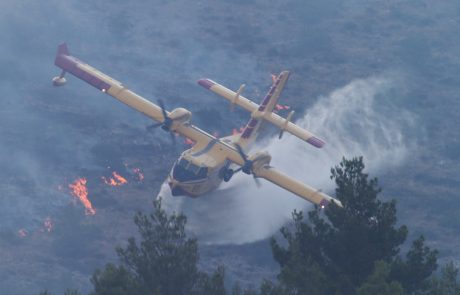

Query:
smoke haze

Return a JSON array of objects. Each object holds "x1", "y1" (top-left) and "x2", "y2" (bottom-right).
[{"x1": 3, "y1": 0, "x2": 460, "y2": 293}]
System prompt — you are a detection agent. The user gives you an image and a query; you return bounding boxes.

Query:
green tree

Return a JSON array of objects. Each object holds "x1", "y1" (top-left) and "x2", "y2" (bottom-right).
[
  {"x1": 357, "y1": 261, "x2": 405, "y2": 295},
  {"x1": 91, "y1": 263, "x2": 138, "y2": 295},
  {"x1": 390, "y1": 235, "x2": 438, "y2": 294},
  {"x1": 90, "y1": 199, "x2": 225, "y2": 295},
  {"x1": 427, "y1": 261, "x2": 460, "y2": 295},
  {"x1": 269, "y1": 157, "x2": 410, "y2": 294}
]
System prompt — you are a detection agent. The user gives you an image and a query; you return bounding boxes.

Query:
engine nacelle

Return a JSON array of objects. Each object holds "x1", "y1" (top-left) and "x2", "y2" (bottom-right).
[
  {"x1": 52, "y1": 76, "x2": 66, "y2": 87},
  {"x1": 169, "y1": 108, "x2": 192, "y2": 125},
  {"x1": 249, "y1": 151, "x2": 272, "y2": 172}
]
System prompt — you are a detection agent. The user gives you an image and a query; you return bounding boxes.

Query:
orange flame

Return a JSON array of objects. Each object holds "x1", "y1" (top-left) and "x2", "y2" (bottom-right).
[
  {"x1": 184, "y1": 137, "x2": 195, "y2": 146},
  {"x1": 18, "y1": 228, "x2": 28, "y2": 238},
  {"x1": 232, "y1": 127, "x2": 245, "y2": 135},
  {"x1": 43, "y1": 217, "x2": 53, "y2": 232},
  {"x1": 132, "y1": 168, "x2": 144, "y2": 182},
  {"x1": 69, "y1": 178, "x2": 96, "y2": 215},
  {"x1": 113, "y1": 171, "x2": 127, "y2": 184},
  {"x1": 275, "y1": 104, "x2": 290, "y2": 111},
  {"x1": 102, "y1": 171, "x2": 128, "y2": 186}
]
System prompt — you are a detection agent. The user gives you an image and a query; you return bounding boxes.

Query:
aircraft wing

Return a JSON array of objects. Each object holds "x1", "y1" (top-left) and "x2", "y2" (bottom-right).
[
  {"x1": 254, "y1": 166, "x2": 343, "y2": 208},
  {"x1": 198, "y1": 76, "x2": 326, "y2": 148},
  {"x1": 53, "y1": 43, "x2": 214, "y2": 147},
  {"x1": 217, "y1": 145, "x2": 342, "y2": 208},
  {"x1": 198, "y1": 79, "x2": 259, "y2": 113}
]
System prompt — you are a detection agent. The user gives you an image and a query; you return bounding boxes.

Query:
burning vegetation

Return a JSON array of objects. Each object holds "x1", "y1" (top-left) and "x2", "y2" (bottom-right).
[
  {"x1": 43, "y1": 217, "x2": 53, "y2": 233},
  {"x1": 68, "y1": 177, "x2": 96, "y2": 216},
  {"x1": 102, "y1": 171, "x2": 128, "y2": 186},
  {"x1": 232, "y1": 127, "x2": 245, "y2": 136},
  {"x1": 18, "y1": 228, "x2": 28, "y2": 238},
  {"x1": 132, "y1": 168, "x2": 144, "y2": 182}
]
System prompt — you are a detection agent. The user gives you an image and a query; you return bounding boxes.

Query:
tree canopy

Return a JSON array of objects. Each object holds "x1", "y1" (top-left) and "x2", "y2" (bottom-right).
[
  {"x1": 38, "y1": 157, "x2": 459, "y2": 295},
  {"x1": 90, "y1": 199, "x2": 225, "y2": 295},
  {"x1": 266, "y1": 157, "x2": 439, "y2": 295}
]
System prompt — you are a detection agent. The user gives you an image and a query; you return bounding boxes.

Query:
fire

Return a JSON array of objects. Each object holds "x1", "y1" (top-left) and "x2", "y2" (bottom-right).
[
  {"x1": 113, "y1": 171, "x2": 127, "y2": 184},
  {"x1": 275, "y1": 104, "x2": 290, "y2": 111},
  {"x1": 102, "y1": 171, "x2": 128, "y2": 186},
  {"x1": 69, "y1": 177, "x2": 96, "y2": 215},
  {"x1": 132, "y1": 168, "x2": 144, "y2": 182},
  {"x1": 18, "y1": 229, "x2": 28, "y2": 238},
  {"x1": 184, "y1": 137, "x2": 195, "y2": 146},
  {"x1": 232, "y1": 127, "x2": 245, "y2": 136},
  {"x1": 43, "y1": 217, "x2": 53, "y2": 232}
]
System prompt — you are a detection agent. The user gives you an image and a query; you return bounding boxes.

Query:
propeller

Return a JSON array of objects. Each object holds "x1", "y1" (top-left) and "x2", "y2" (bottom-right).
[
  {"x1": 234, "y1": 143, "x2": 261, "y2": 187},
  {"x1": 146, "y1": 99, "x2": 176, "y2": 144}
]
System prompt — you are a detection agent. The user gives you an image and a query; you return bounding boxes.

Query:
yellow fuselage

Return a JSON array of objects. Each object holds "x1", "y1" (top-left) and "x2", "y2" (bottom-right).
[{"x1": 167, "y1": 148, "x2": 227, "y2": 197}]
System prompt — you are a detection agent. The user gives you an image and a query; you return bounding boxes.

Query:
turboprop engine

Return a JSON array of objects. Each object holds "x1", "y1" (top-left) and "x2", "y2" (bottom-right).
[
  {"x1": 247, "y1": 151, "x2": 272, "y2": 173},
  {"x1": 168, "y1": 108, "x2": 192, "y2": 127}
]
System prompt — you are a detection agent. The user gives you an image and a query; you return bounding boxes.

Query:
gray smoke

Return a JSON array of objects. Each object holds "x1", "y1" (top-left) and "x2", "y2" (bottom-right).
[{"x1": 160, "y1": 75, "x2": 415, "y2": 244}]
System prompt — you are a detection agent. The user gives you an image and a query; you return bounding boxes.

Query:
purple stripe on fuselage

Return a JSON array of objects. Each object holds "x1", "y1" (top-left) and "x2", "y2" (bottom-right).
[
  {"x1": 258, "y1": 92, "x2": 273, "y2": 111},
  {"x1": 241, "y1": 128, "x2": 253, "y2": 139},
  {"x1": 55, "y1": 54, "x2": 111, "y2": 91},
  {"x1": 248, "y1": 119, "x2": 258, "y2": 128},
  {"x1": 307, "y1": 137, "x2": 325, "y2": 148},
  {"x1": 258, "y1": 77, "x2": 282, "y2": 110},
  {"x1": 241, "y1": 118, "x2": 259, "y2": 139},
  {"x1": 197, "y1": 79, "x2": 216, "y2": 90}
]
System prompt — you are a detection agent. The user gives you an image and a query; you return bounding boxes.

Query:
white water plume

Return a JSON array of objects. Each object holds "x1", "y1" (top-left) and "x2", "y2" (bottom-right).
[{"x1": 159, "y1": 75, "x2": 414, "y2": 244}]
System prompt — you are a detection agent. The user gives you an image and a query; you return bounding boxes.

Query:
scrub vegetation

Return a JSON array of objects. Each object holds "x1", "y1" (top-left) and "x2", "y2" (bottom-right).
[{"x1": 39, "y1": 158, "x2": 460, "y2": 295}]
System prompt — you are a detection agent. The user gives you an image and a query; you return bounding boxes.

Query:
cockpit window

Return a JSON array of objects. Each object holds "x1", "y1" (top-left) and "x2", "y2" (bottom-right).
[
  {"x1": 172, "y1": 158, "x2": 208, "y2": 182},
  {"x1": 197, "y1": 167, "x2": 207, "y2": 178},
  {"x1": 178, "y1": 158, "x2": 189, "y2": 167},
  {"x1": 189, "y1": 163, "x2": 201, "y2": 174}
]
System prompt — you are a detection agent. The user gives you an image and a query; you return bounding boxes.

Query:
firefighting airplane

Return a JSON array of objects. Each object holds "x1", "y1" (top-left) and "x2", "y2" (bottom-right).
[{"x1": 52, "y1": 43, "x2": 342, "y2": 208}]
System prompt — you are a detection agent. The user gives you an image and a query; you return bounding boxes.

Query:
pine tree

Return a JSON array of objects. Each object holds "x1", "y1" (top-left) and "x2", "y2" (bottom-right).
[
  {"x1": 357, "y1": 261, "x2": 405, "y2": 295},
  {"x1": 268, "y1": 157, "x2": 410, "y2": 294},
  {"x1": 391, "y1": 235, "x2": 438, "y2": 294},
  {"x1": 90, "y1": 198, "x2": 226, "y2": 295},
  {"x1": 427, "y1": 261, "x2": 460, "y2": 295}
]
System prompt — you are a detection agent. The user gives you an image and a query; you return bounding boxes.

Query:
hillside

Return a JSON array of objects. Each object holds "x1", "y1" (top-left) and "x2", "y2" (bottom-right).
[{"x1": 1, "y1": 0, "x2": 460, "y2": 293}]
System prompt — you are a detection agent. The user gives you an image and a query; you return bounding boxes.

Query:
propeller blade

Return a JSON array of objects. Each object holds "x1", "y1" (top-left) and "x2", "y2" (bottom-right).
[
  {"x1": 146, "y1": 122, "x2": 163, "y2": 131},
  {"x1": 253, "y1": 175, "x2": 261, "y2": 187},
  {"x1": 234, "y1": 143, "x2": 248, "y2": 162},
  {"x1": 169, "y1": 131, "x2": 176, "y2": 145},
  {"x1": 158, "y1": 99, "x2": 168, "y2": 122}
]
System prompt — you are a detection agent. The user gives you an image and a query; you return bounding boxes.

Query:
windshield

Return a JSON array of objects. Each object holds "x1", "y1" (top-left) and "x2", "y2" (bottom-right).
[{"x1": 172, "y1": 158, "x2": 208, "y2": 182}]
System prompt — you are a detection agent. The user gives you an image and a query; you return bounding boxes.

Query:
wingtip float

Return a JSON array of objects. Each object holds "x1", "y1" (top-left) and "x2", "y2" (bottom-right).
[{"x1": 52, "y1": 43, "x2": 341, "y2": 209}]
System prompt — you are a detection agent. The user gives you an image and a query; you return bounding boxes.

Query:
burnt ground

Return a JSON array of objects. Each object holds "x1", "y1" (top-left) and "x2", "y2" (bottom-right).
[{"x1": 2, "y1": 0, "x2": 460, "y2": 294}]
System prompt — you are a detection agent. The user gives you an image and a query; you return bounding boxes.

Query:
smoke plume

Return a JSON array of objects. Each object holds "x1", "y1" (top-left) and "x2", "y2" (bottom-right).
[{"x1": 160, "y1": 75, "x2": 414, "y2": 244}]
